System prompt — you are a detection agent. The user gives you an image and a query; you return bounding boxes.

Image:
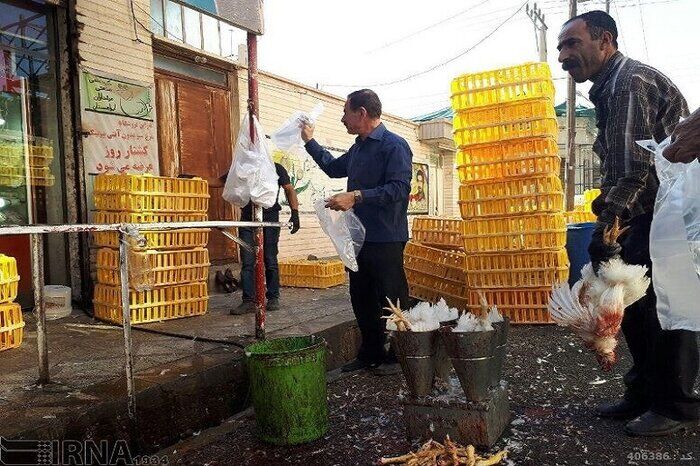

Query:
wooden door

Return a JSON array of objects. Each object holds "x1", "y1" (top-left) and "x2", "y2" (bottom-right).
[{"x1": 154, "y1": 71, "x2": 238, "y2": 263}]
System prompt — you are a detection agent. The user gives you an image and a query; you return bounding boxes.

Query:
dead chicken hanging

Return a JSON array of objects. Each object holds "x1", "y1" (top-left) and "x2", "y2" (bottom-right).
[{"x1": 548, "y1": 218, "x2": 651, "y2": 371}]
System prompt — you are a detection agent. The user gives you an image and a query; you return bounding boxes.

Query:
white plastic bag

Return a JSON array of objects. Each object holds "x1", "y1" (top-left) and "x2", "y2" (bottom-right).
[
  {"x1": 270, "y1": 103, "x2": 324, "y2": 152},
  {"x1": 644, "y1": 138, "x2": 700, "y2": 331},
  {"x1": 314, "y1": 199, "x2": 365, "y2": 272},
  {"x1": 223, "y1": 114, "x2": 278, "y2": 208}
]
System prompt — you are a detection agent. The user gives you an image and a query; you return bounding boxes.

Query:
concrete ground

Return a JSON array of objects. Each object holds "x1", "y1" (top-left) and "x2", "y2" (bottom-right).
[{"x1": 0, "y1": 284, "x2": 358, "y2": 451}]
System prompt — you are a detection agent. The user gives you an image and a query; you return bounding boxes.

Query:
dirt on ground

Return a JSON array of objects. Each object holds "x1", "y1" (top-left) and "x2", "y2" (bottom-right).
[{"x1": 166, "y1": 326, "x2": 700, "y2": 466}]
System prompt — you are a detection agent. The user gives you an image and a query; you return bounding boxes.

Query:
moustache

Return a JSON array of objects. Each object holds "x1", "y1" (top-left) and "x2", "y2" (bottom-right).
[{"x1": 562, "y1": 60, "x2": 579, "y2": 71}]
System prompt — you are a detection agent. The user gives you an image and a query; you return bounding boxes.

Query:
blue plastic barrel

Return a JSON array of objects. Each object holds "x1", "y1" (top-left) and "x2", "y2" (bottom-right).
[{"x1": 566, "y1": 222, "x2": 596, "y2": 286}]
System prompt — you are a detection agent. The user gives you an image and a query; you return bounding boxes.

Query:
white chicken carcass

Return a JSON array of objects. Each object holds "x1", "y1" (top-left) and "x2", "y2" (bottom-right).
[{"x1": 549, "y1": 219, "x2": 651, "y2": 371}]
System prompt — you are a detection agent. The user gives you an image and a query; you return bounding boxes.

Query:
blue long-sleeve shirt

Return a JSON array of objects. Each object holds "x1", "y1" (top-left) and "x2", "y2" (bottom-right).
[{"x1": 304, "y1": 123, "x2": 413, "y2": 242}]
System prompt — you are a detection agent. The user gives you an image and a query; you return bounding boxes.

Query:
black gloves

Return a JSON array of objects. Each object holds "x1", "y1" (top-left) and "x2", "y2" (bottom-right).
[
  {"x1": 588, "y1": 222, "x2": 622, "y2": 273},
  {"x1": 289, "y1": 209, "x2": 300, "y2": 234}
]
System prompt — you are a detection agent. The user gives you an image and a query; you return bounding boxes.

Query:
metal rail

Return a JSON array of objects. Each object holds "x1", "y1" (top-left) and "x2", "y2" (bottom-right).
[{"x1": 0, "y1": 219, "x2": 288, "y2": 446}]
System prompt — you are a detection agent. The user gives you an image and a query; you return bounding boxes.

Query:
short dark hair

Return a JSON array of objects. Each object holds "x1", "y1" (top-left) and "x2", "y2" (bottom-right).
[
  {"x1": 347, "y1": 89, "x2": 382, "y2": 119},
  {"x1": 566, "y1": 10, "x2": 618, "y2": 48}
]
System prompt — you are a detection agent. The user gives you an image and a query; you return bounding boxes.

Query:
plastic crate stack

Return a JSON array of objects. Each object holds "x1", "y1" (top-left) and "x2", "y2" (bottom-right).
[
  {"x1": 279, "y1": 258, "x2": 346, "y2": 289},
  {"x1": 405, "y1": 217, "x2": 468, "y2": 310},
  {"x1": 451, "y1": 62, "x2": 569, "y2": 324},
  {"x1": 566, "y1": 188, "x2": 600, "y2": 224},
  {"x1": 92, "y1": 174, "x2": 211, "y2": 325},
  {"x1": 0, "y1": 254, "x2": 24, "y2": 352},
  {"x1": 0, "y1": 134, "x2": 55, "y2": 187}
]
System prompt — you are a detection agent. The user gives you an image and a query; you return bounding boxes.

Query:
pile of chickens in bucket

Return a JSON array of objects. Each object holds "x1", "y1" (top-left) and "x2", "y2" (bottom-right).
[{"x1": 379, "y1": 296, "x2": 510, "y2": 465}]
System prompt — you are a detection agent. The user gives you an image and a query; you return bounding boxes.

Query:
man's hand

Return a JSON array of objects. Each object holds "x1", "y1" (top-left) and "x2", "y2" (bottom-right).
[
  {"x1": 588, "y1": 222, "x2": 622, "y2": 273},
  {"x1": 289, "y1": 209, "x2": 300, "y2": 234},
  {"x1": 664, "y1": 109, "x2": 700, "y2": 163},
  {"x1": 301, "y1": 122, "x2": 315, "y2": 143},
  {"x1": 325, "y1": 192, "x2": 355, "y2": 212}
]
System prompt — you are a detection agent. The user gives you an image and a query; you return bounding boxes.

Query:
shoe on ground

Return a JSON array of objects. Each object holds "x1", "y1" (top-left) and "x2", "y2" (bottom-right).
[
  {"x1": 625, "y1": 410, "x2": 697, "y2": 437},
  {"x1": 596, "y1": 398, "x2": 648, "y2": 419},
  {"x1": 230, "y1": 301, "x2": 254, "y2": 315},
  {"x1": 370, "y1": 362, "x2": 401, "y2": 377},
  {"x1": 267, "y1": 298, "x2": 280, "y2": 311},
  {"x1": 341, "y1": 359, "x2": 370, "y2": 373}
]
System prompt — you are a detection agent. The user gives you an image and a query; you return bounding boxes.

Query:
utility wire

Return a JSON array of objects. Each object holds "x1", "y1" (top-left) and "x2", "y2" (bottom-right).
[
  {"x1": 637, "y1": 0, "x2": 650, "y2": 61},
  {"x1": 369, "y1": 0, "x2": 494, "y2": 52},
  {"x1": 323, "y1": 1, "x2": 528, "y2": 88}
]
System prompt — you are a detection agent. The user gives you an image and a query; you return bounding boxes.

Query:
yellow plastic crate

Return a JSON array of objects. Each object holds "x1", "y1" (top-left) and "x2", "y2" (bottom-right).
[
  {"x1": 96, "y1": 247, "x2": 210, "y2": 288},
  {"x1": 453, "y1": 98, "x2": 556, "y2": 131},
  {"x1": 463, "y1": 213, "x2": 567, "y2": 253},
  {"x1": 459, "y1": 175, "x2": 564, "y2": 218},
  {"x1": 565, "y1": 211, "x2": 597, "y2": 224},
  {"x1": 92, "y1": 211, "x2": 209, "y2": 250},
  {"x1": 0, "y1": 151, "x2": 54, "y2": 169},
  {"x1": 94, "y1": 174, "x2": 209, "y2": 213},
  {"x1": 0, "y1": 255, "x2": 19, "y2": 304},
  {"x1": 411, "y1": 217, "x2": 465, "y2": 251},
  {"x1": 409, "y1": 283, "x2": 469, "y2": 313},
  {"x1": 453, "y1": 117, "x2": 558, "y2": 148},
  {"x1": 458, "y1": 155, "x2": 560, "y2": 183},
  {"x1": 93, "y1": 282, "x2": 208, "y2": 325},
  {"x1": 457, "y1": 137, "x2": 558, "y2": 166},
  {"x1": 0, "y1": 302, "x2": 25, "y2": 351},
  {"x1": 583, "y1": 188, "x2": 601, "y2": 204},
  {"x1": 465, "y1": 249, "x2": 570, "y2": 288},
  {"x1": 404, "y1": 241, "x2": 467, "y2": 282},
  {"x1": 0, "y1": 165, "x2": 55, "y2": 188},
  {"x1": 406, "y1": 269, "x2": 468, "y2": 303},
  {"x1": 451, "y1": 63, "x2": 552, "y2": 93},
  {"x1": 468, "y1": 288, "x2": 554, "y2": 324},
  {"x1": 279, "y1": 258, "x2": 346, "y2": 289}
]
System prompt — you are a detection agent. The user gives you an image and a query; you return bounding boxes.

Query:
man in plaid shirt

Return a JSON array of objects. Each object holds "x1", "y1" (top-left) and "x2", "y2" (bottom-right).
[{"x1": 558, "y1": 10, "x2": 699, "y2": 436}]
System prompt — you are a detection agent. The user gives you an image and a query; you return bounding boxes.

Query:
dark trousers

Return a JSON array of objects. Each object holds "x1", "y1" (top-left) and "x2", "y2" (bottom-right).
[
  {"x1": 619, "y1": 213, "x2": 699, "y2": 421},
  {"x1": 239, "y1": 226, "x2": 280, "y2": 301},
  {"x1": 349, "y1": 242, "x2": 409, "y2": 365}
]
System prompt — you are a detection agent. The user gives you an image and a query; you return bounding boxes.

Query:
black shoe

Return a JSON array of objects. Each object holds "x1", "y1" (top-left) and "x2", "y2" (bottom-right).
[
  {"x1": 625, "y1": 411, "x2": 697, "y2": 437},
  {"x1": 596, "y1": 399, "x2": 648, "y2": 419},
  {"x1": 370, "y1": 362, "x2": 401, "y2": 376},
  {"x1": 341, "y1": 359, "x2": 370, "y2": 373},
  {"x1": 230, "y1": 301, "x2": 254, "y2": 315},
  {"x1": 267, "y1": 298, "x2": 280, "y2": 311}
]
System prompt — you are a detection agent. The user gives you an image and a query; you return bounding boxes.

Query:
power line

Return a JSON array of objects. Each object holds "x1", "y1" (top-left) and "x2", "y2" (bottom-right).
[
  {"x1": 322, "y1": 1, "x2": 529, "y2": 89},
  {"x1": 637, "y1": 0, "x2": 650, "y2": 61},
  {"x1": 368, "y1": 0, "x2": 494, "y2": 52}
]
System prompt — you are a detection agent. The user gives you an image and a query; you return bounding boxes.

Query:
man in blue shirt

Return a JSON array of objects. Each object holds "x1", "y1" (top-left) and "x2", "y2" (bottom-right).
[{"x1": 302, "y1": 89, "x2": 413, "y2": 375}]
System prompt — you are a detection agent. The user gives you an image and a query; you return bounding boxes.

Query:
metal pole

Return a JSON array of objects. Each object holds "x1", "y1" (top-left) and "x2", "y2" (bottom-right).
[
  {"x1": 118, "y1": 230, "x2": 138, "y2": 441},
  {"x1": 247, "y1": 32, "x2": 265, "y2": 340},
  {"x1": 566, "y1": 0, "x2": 578, "y2": 210},
  {"x1": 606, "y1": 0, "x2": 611, "y2": 13},
  {"x1": 31, "y1": 233, "x2": 49, "y2": 385}
]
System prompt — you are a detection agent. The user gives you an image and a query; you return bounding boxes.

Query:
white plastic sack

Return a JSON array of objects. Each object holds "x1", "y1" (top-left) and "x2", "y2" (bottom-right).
[
  {"x1": 270, "y1": 103, "x2": 324, "y2": 152},
  {"x1": 643, "y1": 138, "x2": 700, "y2": 331},
  {"x1": 222, "y1": 114, "x2": 278, "y2": 209},
  {"x1": 314, "y1": 199, "x2": 365, "y2": 272}
]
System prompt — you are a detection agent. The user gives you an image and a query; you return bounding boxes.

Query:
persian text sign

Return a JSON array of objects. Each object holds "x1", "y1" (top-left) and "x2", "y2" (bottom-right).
[{"x1": 80, "y1": 70, "x2": 159, "y2": 175}]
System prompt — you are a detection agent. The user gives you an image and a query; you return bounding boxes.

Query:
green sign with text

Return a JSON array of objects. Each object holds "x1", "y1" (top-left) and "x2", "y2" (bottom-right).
[{"x1": 82, "y1": 71, "x2": 154, "y2": 121}]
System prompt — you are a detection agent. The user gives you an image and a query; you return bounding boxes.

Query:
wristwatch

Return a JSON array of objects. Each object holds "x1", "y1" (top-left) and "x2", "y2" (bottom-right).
[{"x1": 353, "y1": 190, "x2": 363, "y2": 204}]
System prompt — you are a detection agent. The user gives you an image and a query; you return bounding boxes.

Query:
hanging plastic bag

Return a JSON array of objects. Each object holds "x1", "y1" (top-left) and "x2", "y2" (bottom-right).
[
  {"x1": 314, "y1": 199, "x2": 365, "y2": 272},
  {"x1": 642, "y1": 138, "x2": 700, "y2": 331},
  {"x1": 270, "y1": 103, "x2": 324, "y2": 152},
  {"x1": 223, "y1": 114, "x2": 278, "y2": 209}
]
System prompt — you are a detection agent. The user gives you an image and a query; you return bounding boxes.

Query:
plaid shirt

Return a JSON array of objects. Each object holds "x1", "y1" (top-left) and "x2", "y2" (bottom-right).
[{"x1": 589, "y1": 51, "x2": 688, "y2": 224}]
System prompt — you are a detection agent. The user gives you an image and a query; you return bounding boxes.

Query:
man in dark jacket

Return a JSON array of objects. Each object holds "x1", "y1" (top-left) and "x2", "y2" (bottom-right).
[
  {"x1": 302, "y1": 89, "x2": 412, "y2": 376},
  {"x1": 558, "y1": 10, "x2": 698, "y2": 436}
]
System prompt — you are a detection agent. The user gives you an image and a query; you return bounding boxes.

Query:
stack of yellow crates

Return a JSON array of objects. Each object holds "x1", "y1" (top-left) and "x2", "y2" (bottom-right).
[
  {"x1": 451, "y1": 62, "x2": 569, "y2": 323},
  {"x1": 566, "y1": 188, "x2": 600, "y2": 223},
  {"x1": 0, "y1": 135, "x2": 55, "y2": 187},
  {"x1": 0, "y1": 254, "x2": 24, "y2": 351},
  {"x1": 405, "y1": 217, "x2": 468, "y2": 310},
  {"x1": 279, "y1": 258, "x2": 346, "y2": 289},
  {"x1": 92, "y1": 174, "x2": 211, "y2": 325}
]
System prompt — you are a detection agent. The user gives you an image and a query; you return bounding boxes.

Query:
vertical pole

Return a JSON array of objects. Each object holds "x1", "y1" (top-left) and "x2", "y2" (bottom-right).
[
  {"x1": 31, "y1": 233, "x2": 49, "y2": 385},
  {"x1": 566, "y1": 0, "x2": 578, "y2": 211},
  {"x1": 538, "y1": 14, "x2": 547, "y2": 63},
  {"x1": 119, "y1": 230, "x2": 138, "y2": 442},
  {"x1": 247, "y1": 32, "x2": 265, "y2": 340},
  {"x1": 605, "y1": 0, "x2": 611, "y2": 13}
]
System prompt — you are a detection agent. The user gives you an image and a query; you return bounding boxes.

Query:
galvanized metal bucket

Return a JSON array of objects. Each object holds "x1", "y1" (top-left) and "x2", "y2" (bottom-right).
[
  {"x1": 392, "y1": 330, "x2": 439, "y2": 397},
  {"x1": 441, "y1": 328, "x2": 496, "y2": 401}
]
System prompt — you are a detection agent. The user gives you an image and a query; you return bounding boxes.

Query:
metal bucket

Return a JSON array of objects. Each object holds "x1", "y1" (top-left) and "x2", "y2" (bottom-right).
[
  {"x1": 392, "y1": 330, "x2": 439, "y2": 397},
  {"x1": 441, "y1": 328, "x2": 496, "y2": 401},
  {"x1": 490, "y1": 318, "x2": 510, "y2": 387}
]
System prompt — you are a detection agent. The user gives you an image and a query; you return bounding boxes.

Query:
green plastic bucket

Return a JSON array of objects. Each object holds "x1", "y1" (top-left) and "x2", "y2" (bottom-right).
[{"x1": 245, "y1": 335, "x2": 328, "y2": 445}]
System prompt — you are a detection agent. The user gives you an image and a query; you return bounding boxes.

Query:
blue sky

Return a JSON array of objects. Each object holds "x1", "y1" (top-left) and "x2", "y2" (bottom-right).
[{"x1": 258, "y1": 0, "x2": 700, "y2": 118}]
